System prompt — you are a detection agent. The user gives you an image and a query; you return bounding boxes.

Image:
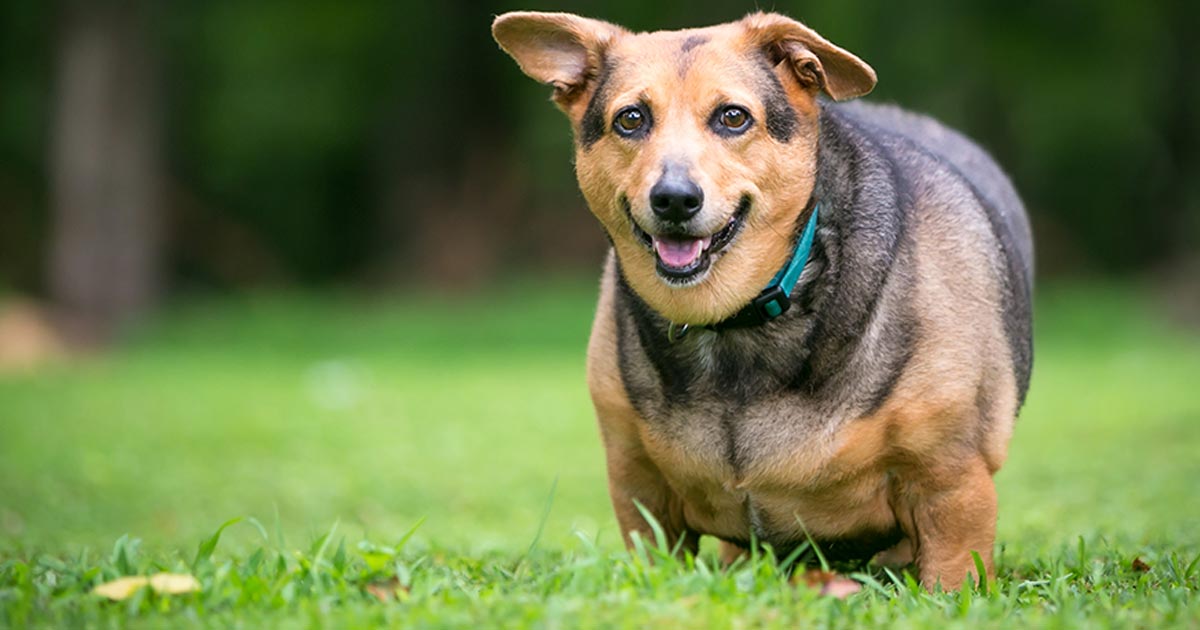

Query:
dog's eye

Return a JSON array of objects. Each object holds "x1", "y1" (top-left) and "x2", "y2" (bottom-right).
[
  {"x1": 719, "y1": 106, "x2": 750, "y2": 131},
  {"x1": 614, "y1": 107, "x2": 645, "y2": 135}
]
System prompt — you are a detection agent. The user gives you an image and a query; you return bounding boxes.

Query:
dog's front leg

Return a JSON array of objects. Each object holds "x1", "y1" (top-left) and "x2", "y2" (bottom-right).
[
  {"x1": 599, "y1": 418, "x2": 697, "y2": 557},
  {"x1": 587, "y1": 266, "x2": 695, "y2": 557},
  {"x1": 900, "y1": 457, "x2": 998, "y2": 590}
]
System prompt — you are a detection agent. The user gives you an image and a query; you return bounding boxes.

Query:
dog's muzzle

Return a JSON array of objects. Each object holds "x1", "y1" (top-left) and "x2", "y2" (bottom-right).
[{"x1": 624, "y1": 195, "x2": 751, "y2": 285}]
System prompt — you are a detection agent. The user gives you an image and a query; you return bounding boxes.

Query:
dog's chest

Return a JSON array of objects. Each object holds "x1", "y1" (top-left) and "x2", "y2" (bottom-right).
[
  {"x1": 619, "y1": 328, "x2": 840, "y2": 474},
  {"x1": 641, "y1": 392, "x2": 825, "y2": 474},
  {"x1": 620, "y1": 335, "x2": 892, "y2": 544},
  {"x1": 637, "y1": 395, "x2": 895, "y2": 548}
]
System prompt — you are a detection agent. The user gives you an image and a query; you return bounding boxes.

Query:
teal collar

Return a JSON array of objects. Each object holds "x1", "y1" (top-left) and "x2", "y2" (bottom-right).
[
  {"x1": 759, "y1": 201, "x2": 819, "y2": 315},
  {"x1": 669, "y1": 202, "x2": 819, "y2": 339}
]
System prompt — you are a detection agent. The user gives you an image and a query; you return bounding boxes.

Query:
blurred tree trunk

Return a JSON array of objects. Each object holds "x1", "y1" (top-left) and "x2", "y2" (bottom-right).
[
  {"x1": 1166, "y1": 2, "x2": 1199, "y2": 262},
  {"x1": 48, "y1": 0, "x2": 162, "y2": 344},
  {"x1": 370, "y1": 3, "x2": 615, "y2": 289}
]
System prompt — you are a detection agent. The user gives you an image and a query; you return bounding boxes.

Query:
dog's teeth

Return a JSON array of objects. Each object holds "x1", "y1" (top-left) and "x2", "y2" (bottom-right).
[{"x1": 701, "y1": 236, "x2": 713, "y2": 251}]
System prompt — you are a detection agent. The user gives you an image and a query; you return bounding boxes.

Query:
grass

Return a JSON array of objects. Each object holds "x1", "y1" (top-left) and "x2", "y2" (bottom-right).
[{"x1": 1, "y1": 278, "x2": 1198, "y2": 627}]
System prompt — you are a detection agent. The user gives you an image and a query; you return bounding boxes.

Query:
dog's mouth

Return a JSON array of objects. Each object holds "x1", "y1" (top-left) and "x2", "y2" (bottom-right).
[{"x1": 625, "y1": 195, "x2": 751, "y2": 285}]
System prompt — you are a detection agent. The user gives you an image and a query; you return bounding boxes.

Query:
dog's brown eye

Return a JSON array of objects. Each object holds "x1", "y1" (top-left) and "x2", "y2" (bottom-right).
[
  {"x1": 615, "y1": 108, "x2": 645, "y2": 133},
  {"x1": 720, "y1": 106, "x2": 749, "y2": 130}
]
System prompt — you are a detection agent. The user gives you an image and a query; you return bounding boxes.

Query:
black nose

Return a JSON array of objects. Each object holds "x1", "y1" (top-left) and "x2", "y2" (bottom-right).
[{"x1": 649, "y1": 169, "x2": 703, "y2": 222}]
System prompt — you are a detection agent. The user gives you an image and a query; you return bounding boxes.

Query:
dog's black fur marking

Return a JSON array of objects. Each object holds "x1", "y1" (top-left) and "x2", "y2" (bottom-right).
[
  {"x1": 780, "y1": 105, "x2": 912, "y2": 399},
  {"x1": 719, "y1": 408, "x2": 743, "y2": 473},
  {"x1": 713, "y1": 345, "x2": 746, "y2": 403},
  {"x1": 723, "y1": 525, "x2": 904, "y2": 566},
  {"x1": 861, "y1": 320, "x2": 919, "y2": 416},
  {"x1": 818, "y1": 112, "x2": 921, "y2": 414},
  {"x1": 680, "y1": 35, "x2": 709, "y2": 54},
  {"x1": 614, "y1": 269, "x2": 696, "y2": 412},
  {"x1": 580, "y1": 59, "x2": 615, "y2": 149},
  {"x1": 753, "y1": 59, "x2": 798, "y2": 143},
  {"x1": 676, "y1": 35, "x2": 710, "y2": 78}
]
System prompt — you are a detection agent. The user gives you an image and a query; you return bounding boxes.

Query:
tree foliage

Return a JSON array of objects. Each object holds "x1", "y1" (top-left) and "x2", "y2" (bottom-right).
[{"x1": 0, "y1": 0, "x2": 1195, "y2": 293}]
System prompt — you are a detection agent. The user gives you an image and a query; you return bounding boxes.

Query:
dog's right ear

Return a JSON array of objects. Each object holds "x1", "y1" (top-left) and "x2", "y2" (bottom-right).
[
  {"x1": 742, "y1": 13, "x2": 876, "y2": 101},
  {"x1": 492, "y1": 12, "x2": 624, "y2": 108}
]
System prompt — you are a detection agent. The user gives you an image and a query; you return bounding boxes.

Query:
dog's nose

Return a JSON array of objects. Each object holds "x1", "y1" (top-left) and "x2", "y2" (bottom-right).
[{"x1": 649, "y1": 170, "x2": 703, "y2": 223}]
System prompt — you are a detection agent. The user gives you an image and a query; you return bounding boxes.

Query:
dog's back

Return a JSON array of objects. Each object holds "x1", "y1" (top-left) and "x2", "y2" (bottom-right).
[{"x1": 826, "y1": 100, "x2": 1034, "y2": 401}]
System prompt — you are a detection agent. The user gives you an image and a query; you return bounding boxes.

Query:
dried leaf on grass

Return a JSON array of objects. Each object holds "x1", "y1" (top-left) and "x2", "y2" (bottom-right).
[
  {"x1": 795, "y1": 569, "x2": 863, "y2": 599},
  {"x1": 92, "y1": 577, "x2": 147, "y2": 600},
  {"x1": 92, "y1": 573, "x2": 201, "y2": 600},
  {"x1": 365, "y1": 576, "x2": 409, "y2": 602}
]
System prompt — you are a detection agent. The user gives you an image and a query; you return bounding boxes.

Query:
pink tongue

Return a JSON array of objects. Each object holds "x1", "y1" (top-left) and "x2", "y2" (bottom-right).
[{"x1": 653, "y1": 236, "x2": 706, "y2": 268}]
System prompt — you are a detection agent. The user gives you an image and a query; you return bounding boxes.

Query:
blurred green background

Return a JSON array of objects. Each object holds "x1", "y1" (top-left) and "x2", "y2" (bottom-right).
[
  {"x1": 2, "y1": 1, "x2": 1198, "y2": 317},
  {"x1": 0, "y1": 0, "x2": 1198, "y2": 559}
]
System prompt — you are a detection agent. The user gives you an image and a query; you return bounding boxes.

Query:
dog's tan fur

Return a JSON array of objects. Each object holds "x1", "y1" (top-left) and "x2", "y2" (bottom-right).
[{"x1": 496, "y1": 11, "x2": 1029, "y2": 590}]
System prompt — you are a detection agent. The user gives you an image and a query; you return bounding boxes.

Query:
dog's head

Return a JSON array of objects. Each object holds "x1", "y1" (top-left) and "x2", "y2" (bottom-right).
[{"x1": 493, "y1": 12, "x2": 875, "y2": 324}]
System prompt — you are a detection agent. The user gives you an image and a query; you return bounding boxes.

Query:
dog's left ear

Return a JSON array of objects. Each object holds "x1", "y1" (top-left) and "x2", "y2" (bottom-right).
[{"x1": 742, "y1": 13, "x2": 876, "y2": 101}]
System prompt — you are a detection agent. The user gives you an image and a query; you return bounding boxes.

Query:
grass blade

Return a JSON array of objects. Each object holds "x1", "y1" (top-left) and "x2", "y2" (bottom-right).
[
  {"x1": 792, "y1": 514, "x2": 829, "y2": 572},
  {"x1": 971, "y1": 550, "x2": 989, "y2": 595},
  {"x1": 308, "y1": 520, "x2": 339, "y2": 580},
  {"x1": 851, "y1": 571, "x2": 893, "y2": 597},
  {"x1": 517, "y1": 476, "x2": 558, "y2": 570},
  {"x1": 779, "y1": 540, "x2": 813, "y2": 573},
  {"x1": 193, "y1": 517, "x2": 242, "y2": 569},
  {"x1": 246, "y1": 517, "x2": 270, "y2": 543},
  {"x1": 395, "y1": 516, "x2": 427, "y2": 552},
  {"x1": 632, "y1": 500, "x2": 670, "y2": 552}
]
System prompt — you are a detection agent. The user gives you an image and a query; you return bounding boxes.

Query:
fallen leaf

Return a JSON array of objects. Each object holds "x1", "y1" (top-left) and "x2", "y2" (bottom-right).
[
  {"x1": 92, "y1": 576, "x2": 148, "y2": 600},
  {"x1": 148, "y1": 573, "x2": 202, "y2": 594},
  {"x1": 797, "y1": 569, "x2": 834, "y2": 588},
  {"x1": 93, "y1": 573, "x2": 201, "y2": 600},
  {"x1": 365, "y1": 577, "x2": 408, "y2": 602},
  {"x1": 795, "y1": 569, "x2": 863, "y2": 599},
  {"x1": 1131, "y1": 557, "x2": 1151, "y2": 573}
]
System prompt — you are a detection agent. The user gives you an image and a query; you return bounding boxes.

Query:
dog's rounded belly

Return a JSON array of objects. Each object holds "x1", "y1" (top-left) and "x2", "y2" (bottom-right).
[
  {"x1": 640, "y1": 404, "x2": 901, "y2": 559},
  {"x1": 672, "y1": 470, "x2": 900, "y2": 559}
]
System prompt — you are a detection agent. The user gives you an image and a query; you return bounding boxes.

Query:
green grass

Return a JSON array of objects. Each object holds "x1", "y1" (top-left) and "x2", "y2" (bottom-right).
[{"x1": 1, "y1": 279, "x2": 1198, "y2": 628}]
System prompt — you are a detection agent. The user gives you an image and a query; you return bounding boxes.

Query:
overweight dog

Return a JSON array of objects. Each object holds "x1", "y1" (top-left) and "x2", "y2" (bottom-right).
[{"x1": 492, "y1": 11, "x2": 1033, "y2": 589}]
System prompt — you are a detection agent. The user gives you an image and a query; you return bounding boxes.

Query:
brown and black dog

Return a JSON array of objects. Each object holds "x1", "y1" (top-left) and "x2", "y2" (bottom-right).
[{"x1": 493, "y1": 11, "x2": 1033, "y2": 589}]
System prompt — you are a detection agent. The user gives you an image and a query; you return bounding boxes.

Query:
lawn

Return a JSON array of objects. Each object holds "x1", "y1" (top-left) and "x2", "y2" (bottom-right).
[{"x1": 1, "y1": 279, "x2": 1198, "y2": 628}]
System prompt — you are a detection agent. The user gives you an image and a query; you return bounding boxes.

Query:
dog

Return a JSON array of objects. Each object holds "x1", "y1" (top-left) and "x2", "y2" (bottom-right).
[{"x1": 492, "y1": 11, "x2": 1033, "y2": 589}]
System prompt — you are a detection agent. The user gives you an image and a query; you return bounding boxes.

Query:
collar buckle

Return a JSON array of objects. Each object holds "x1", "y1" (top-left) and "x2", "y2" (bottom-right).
[{"x1": 750, "y1": 286, "x2": 792, "y2": 322}]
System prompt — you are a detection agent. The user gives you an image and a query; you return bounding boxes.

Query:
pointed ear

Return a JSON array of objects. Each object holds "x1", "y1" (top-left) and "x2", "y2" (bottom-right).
[
  {"x1": 492, "y1": 12, "x2": 624, "y2": 106},
  {"x1": 742, "y1": 13, "x2": 876, "y2": 101}
]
